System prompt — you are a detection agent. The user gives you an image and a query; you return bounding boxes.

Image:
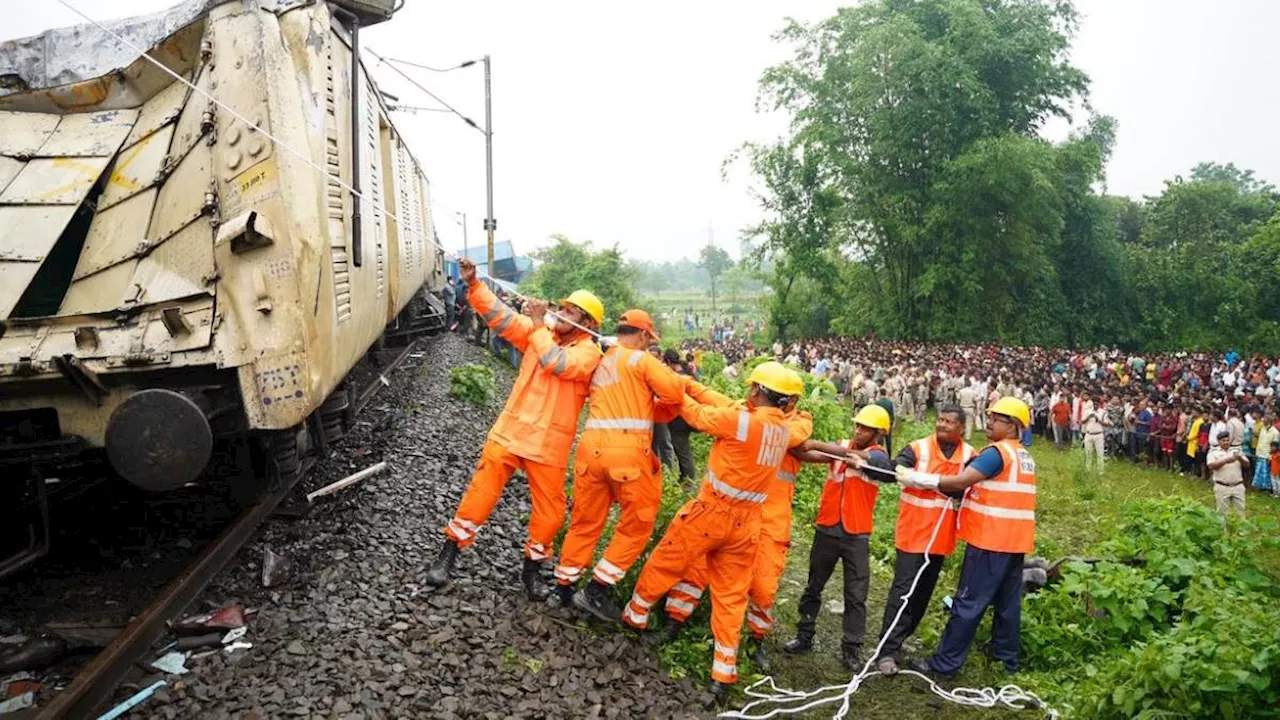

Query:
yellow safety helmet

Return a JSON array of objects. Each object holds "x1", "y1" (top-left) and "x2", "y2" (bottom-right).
[
  {"x1": 989, "y1": 396, "x2": 1031, "y2": 429},
  {"x1": 852, "y1": 404, "x2": 891, "y2": 432},
  {"x1": 560, "y1": 289, "x2": 604, "y2": 325},
  {"x1": 747, "y1": 361, "x2": 804, "y2": 397}
]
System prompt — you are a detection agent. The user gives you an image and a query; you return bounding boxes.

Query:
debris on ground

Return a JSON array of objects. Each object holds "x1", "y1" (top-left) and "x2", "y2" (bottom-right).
[
  {"x1": 0, "y1": 635, "x2": 65, "y2": 674},
  {"x1": 172, "y1": 603, "x2": 246, "y2": 635},
  {"x1": 304, "y1": 461, "x2": 388, "y2": 503},
  {"x1": 261, "y1": 547, "x2": 292, "y2": 588},
  {"x1": 150, "y1": 651, "x2": 189, "y2": 675},
  {"x1": 96, "y1": 679, "x2": 166, "y2": 720},
  {"x1": 0, "y1": 690, "x2": 34, "y2": 714}
]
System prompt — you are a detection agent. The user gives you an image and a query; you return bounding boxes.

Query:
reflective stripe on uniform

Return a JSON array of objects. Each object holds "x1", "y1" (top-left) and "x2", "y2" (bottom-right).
[
  {"x1": 666, "y1": 598, "x2": 695, "y2": 614},
  {"x1": 976, "y1": 479, "x2": 1037, "y2": 494},
  {"x1": 776, "y1": 471, "x2": 797, "y2": 484},
  {"x1": 527, "y1": 542, "x2": 550, "y2": 560},
  {"x1": 623, "y1": 606, "x2": 648, "y2": 626},
  {"x1": 735, "y1": 411, "x2": 750, "y2": 441},
  {"x1": 712, "y1": 661, "x2": 737, "y2": 678},
  {"x1": 964, "y1": 499, "x2": 1035, "y2": 521},
  {"x1": 708, "y1": 469, "x2": 767, "y2": 504},
  {"x1": 554, "y1": 565, "x2": 583, "y2": 581},
  {"x1": 715, "y1": 642, "x2": 737, "y2": 658},
  {"x1": 447, "y1": 518, "x2": 477, "y2": 540},
  {"x1": 482, "y1": 305, "x2": 505, "y2": 323},
  {"x1": 899, "y1": 493, "x2": 954, "y2": 510},
  {"x1": 494, "y1": 311, "x2": 516, "y2": 333},
  {"x1": 583, "y1": 418, "x2": 653, "y2": 431},
  {"x1": 539, "y1": 346, "x2": 569, "y2": 375},
  {"x1": 630, "y1": 594, "x2": 654, "y2": 610},
  {"x1": 627, "y1": 351, "x2": 643, "y2": 367},
  {"x1": 594, "y1": 558, "x2": 625, "y2": 582},
  {"x1": 672, "y1": 582, "x2": 704, "y2": 599},
  {"x1": 747, "y1": 613, "x2": 770, "y2": 631}
]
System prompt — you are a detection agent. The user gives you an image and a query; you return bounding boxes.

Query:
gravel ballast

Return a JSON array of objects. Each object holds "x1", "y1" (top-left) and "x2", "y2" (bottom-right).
[{"x1": 142, "y1": 333, "x2": 706, "y2": 719}]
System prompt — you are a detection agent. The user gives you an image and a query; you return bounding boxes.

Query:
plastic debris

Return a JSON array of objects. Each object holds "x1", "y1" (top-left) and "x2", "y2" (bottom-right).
[
  {"x1": 221, "y1": 626, "x2": 248, "y2": 645},
  {"x1": 223, "y1": 641, "x2": 253, "y2": 654},
  {"x1": 262, "y1": 548, "x2": 293, "y2": 588},
  {"x1": 96, "y1": 680, "x2": 166, "y2": 720},
  {"x1": 305, "y1": 462, "x2": 388, "y2": 503},
  {"x1": 150, "y1": 651, "x2": 189, "y2": 675},
  {"x1": 173, "y1": 604, "x2": 246, "y2": 636},
  {"x1": 825, "y1": 599, "x2": 844, "y2": 616},
  {"x1": 4, "y1": 679, "x2": 40, "y2": 700},
  {"x1": 0, "y1": 691, "x2": 33, "y2": 714}
]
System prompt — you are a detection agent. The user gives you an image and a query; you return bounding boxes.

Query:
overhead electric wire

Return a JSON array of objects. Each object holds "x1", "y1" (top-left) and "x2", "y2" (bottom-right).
[
  {"x1": 367, "y1": 48, "x2": 484, "y2": 134},
  {"x1": 381, "y1": 55, "x2": 477, "y2": 73}
]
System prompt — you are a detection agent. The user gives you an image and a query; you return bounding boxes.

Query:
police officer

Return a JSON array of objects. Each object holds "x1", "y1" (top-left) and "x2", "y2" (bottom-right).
[{"x1": 896, "y1": 397, "x2": 1036, "y2": 677}]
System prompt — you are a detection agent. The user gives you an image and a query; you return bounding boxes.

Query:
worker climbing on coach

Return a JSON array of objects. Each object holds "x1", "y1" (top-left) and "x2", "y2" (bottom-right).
[
  {"x1": 551, "y1": 309, "x2": 689, "y2": 621},
  {"x1": 874, "y1": 403, "x2": 975, "y2": 675},
  {"x1": 423, "y1": 257, "x2": 604, "y2": 600},
  {"x1": 659, "y1": 401, "x2": 861, "y2": 673},
  {"x1": 782, "y1": 404, "x2": 893, "y2": 671},
  {"x1": 620, "y1": 362, "x2": 809, "y2": 706},
  {"x1": 896, "y1": 396, "x2": 1036, "y2": 678}
]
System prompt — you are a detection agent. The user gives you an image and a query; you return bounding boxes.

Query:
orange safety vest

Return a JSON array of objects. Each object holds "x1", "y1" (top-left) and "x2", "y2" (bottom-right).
[
  {"x1": 814, "y1": 440, "x2": 885, "y2": 536},
  {"x1": 760, "y1": 411, "x2": 813, "y2": 543},
  {"x1": 957, "y1": 438, "x2": 1037, "y2": 554},
  {"x1": 686, "y1": 403, "x2": 809, "y2": 510},
  {"x1": 895, "y1": 435, "x2": 974, "y2": 555},
  {"x1": 468, "y1": 281, "x2": 602, "y2": 467},
  {"x1": 582, "y1": 346, "x2": 687, "y2": 450}
]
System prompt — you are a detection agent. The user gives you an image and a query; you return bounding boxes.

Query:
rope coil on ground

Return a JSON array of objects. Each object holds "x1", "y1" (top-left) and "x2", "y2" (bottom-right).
[{"x1": 720, "y1": 460, "x2": 1058, "y2": 720}]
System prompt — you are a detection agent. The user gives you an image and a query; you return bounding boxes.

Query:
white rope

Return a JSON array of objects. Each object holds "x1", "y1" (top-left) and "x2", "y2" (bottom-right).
[
  {"x1": 52, "y1": 0, "x2": 603, "y2": 341},
  {"x1": 720, "y1": 470, "x2": 1058, "y2": 720}
]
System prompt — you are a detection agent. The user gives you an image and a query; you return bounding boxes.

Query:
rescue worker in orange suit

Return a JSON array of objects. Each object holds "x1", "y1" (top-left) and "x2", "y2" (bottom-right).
[
  {"x1": 659, "y1": 405, "x2": 860, "y2": 672},
  {"x1": 621, "y1": 362, "x2": 809, "y2": 705},
  {"x1": 897, "y1": 397, "x2": 1036, "y2": 678},
  {"x1": 782, "y1": 405, "x2": 894, "y2": 671},
  {"x1": 424, "y1": 257, "x2": 604, "y2": 600},
  {"x1": 551, "y1": 309, "x2": 689, "y2": 620},
  {"x1": 874, "y1": 403, "x2": 975, "y2": 675}
]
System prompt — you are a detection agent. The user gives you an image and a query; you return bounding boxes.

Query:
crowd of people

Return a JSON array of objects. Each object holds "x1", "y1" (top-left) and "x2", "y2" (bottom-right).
[{"x1": 680, "y1": 335, "x2": 1280, "y2": 518}]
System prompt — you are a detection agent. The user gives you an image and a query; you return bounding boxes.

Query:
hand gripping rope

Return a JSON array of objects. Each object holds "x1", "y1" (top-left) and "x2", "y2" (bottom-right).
[
  {"x1": 53, "y1": 0, "x2": 605, "y2": 342},
  {"x1": 720, "y1": 453, "x2": 1059, "y2": 720}
]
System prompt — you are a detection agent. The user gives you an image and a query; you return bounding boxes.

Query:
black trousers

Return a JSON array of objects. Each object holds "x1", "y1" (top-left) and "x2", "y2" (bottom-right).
[
  {"x1": 876, "y1": 551, "x2": 945, "y2": 661},
  {"x1": 651, "y1": 423, "x2": 675, "y2": 466},
  {"x1": 797, "y1": 530, "x2": 870, "y2": 652},
  {"x1": 669, "y1": 428, "x2": 695, "y2": 480}
]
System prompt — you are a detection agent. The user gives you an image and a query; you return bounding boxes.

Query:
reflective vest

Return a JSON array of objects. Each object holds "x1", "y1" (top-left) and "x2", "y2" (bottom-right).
[
  {"x1": 895, "y1": 435, "x2": 974, "y2": 555},
  {"x1": 760, "y1": 411, "x2": 812, "y2": 543},
  {"x1": 581, "y1": 346, "x2": 687, "y2": 450},
  {"x1": 689, "y1": 403, "x2": 810, "y2": 511},
  {"x1": 814, "y1": 441, "x2": 885, "y2": 535},
  {"x1": 958, "y1": 438, "x2": 1037, "y2": 554},
  {"x1": 468, "y1": 281, "x2": 602, "y2": 467}
]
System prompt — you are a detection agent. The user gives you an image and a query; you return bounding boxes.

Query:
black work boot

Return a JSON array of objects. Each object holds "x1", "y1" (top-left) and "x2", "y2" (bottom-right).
[
  {"x1": 842, "y1": 646, "x2": 863, "y2": 672},
  {"x1": 573, "y1": 580, "x2": 622, "y2": 623},
  {"x1": 782, "y1": 631, "x2": 814, "y2": 654},
  {"x1": 703, "y1": 680, "x2": 729, "y2": 709},
  {"x1": 747, "y1": 637, "x2": 770, "y2": 673},
  {"x1": 549, "y1": 582, "x2": 575, "y2": 608},
  {"x1": 423, "y1": 540, "x2": 460, "y2": 587},
  {"x1": 521, "y1": 558, "x2": 551, "y2": 601},
  {"x1": 645, "y1": 618, "x2": 683, "y2": 648}
]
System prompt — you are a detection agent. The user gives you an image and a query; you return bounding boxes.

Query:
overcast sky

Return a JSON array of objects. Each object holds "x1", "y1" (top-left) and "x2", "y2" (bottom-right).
[{"x1": 7, "y1": 1, "x2": 1279, "y2": 263}]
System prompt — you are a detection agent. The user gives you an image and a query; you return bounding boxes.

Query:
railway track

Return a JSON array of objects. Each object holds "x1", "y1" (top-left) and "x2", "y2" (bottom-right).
[{"x1": 27, "y1": 340, "x2": 423, "y2": 720}]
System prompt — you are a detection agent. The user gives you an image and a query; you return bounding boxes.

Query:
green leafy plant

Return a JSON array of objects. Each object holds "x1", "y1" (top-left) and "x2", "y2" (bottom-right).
[{"x1": 449, "y1": 363, "x2": 497, "y2": 406}]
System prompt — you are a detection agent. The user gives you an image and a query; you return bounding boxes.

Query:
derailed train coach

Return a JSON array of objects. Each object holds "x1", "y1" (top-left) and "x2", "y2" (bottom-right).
[{"x1": 0, "y1": 0, "x2": 446, "y2": 576}]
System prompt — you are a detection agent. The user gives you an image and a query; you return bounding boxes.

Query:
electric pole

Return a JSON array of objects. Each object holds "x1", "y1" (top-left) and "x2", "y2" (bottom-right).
[{"x1": 482, "y1": 54, "x2": 495, "y2": 276}]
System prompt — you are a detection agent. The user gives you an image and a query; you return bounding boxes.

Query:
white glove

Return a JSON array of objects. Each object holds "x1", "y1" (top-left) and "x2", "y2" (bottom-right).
[{"x1": 895, "y1": 466, "x2": 941, "y2": 491}]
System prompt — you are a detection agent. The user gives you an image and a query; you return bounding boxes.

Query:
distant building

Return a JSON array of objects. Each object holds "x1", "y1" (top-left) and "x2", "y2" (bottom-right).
[{"x1": 449, "y1": 241, "x2": 534, "y2": 284}]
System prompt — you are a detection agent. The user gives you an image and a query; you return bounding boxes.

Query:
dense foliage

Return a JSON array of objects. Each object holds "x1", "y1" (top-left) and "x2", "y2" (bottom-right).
[
  {"x1": 1020, "y1": 498, "x2": 1280, "y2": 718},
  {"x1": 448, "y1": 363, "x2": 497, "y2": 406},
  {"x1": 743, "y1": 0, "x2": 1280, "y2": 351}
]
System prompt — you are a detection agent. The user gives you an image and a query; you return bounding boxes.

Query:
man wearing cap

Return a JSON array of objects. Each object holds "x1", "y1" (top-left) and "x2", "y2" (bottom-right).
[
  {"x1": 896, "y1": 396, "x2": 1036, "y2": 677},
  {"x1": 1207, "y1": 429, "x2": 1248, "y2": 519},
  {"x1": 423, "y1": 257, "x2": 604, "y2": 599},
  {"x1": 782, "y1": 404, "x2": 894, "y2": 671},
  {"x1": 552, "y1": 310, "x2": 690, "y2": 620}
]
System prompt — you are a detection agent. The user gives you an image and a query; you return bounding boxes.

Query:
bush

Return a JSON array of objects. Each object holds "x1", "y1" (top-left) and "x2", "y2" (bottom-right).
[{"x1": 449, "y1": 363, "x2": 497, "y2": 405}]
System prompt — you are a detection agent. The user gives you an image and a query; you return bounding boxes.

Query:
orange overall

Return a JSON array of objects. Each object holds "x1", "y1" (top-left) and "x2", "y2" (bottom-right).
[
  {"x1": 443, "y1": 281, "x2": 602, "y2": 560},
  {"x1": 624, "y1": 389, "x2": 811, "y2": 684},
  {"x1": 553, "y1": 346, "x2": 687, "y2": 587},
  {"x1": 663, "y1": 411, "x2": 814, "y2": 642}
]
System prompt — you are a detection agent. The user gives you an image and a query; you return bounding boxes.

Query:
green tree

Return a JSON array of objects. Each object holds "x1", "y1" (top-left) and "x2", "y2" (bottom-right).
[
  {"x1": 698, "y1": 243, "x2": 733, "y2": 312},
  {"x1": 521, "y1": 234, "x2": 639, "y2": 328}
]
